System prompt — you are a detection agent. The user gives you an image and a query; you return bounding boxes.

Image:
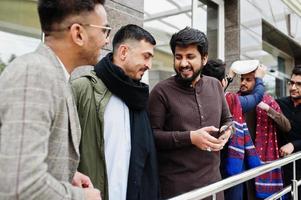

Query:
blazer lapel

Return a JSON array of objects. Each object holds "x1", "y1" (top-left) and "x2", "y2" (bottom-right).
[{"x1": 66, "y1": 86, "x2": 81, "y2": 156}]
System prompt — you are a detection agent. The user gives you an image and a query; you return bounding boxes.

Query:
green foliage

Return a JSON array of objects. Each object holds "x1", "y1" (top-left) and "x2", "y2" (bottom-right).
[
  {"x1": 0, "y1": 54, "x2": 16, "y2": 74},
  {"x1": 0, "y1": 58, "x2": 5, "y2": 74}
]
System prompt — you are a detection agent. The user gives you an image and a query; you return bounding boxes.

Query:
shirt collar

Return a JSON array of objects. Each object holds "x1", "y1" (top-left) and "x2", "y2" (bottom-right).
[{"x1": 56, "y1": 56, "x2": 70, "y2": 81}]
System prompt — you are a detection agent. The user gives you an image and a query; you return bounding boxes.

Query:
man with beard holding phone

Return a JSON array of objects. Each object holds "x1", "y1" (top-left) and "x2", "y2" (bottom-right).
[
  {"x1": 148, "y1": 27, "x2": 232, "y2": 200},
  {"x1": 276, "y1": 66, "x2": 301, "y2": 199}
]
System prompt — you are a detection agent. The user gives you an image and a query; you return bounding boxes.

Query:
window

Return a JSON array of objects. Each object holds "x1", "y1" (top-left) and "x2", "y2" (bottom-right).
[
  {"x1": 0, "y1": 0, "x2": 40, "y2": 74},
  {"x1": 144, "y1": 0, "x2": 224, "y2": 88}
]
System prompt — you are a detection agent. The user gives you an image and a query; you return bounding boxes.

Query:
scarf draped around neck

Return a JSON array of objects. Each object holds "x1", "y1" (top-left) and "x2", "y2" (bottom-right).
[
  {"x1": 94, "y1": 53, "x2": 149, "y2": 111},
  {"x1": 94, "y1": 53, "x2": 160, "y2": 200}
]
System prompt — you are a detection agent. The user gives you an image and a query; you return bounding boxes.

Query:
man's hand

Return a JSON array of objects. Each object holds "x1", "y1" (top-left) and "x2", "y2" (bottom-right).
[
  {"x1": 190, "y1": 126, "x2": 224, "y2": 151},
  {"x1": 255, "y1": 64, "x2": 266, "y2": 78},
  {"x1": 218, "y1": 124, "x2": 233, "y2": 146},
  {"x1": 257, "y1": 101, "x2": 269, "y2": 111},
  {"x1": 72, "y1": 171, "x2": 94, "y2": 188},
  {"x1": 84, "y1": 188, "x2": 102, "y2": 200},
  {"x1": 279, "y1": 143, "x2": 294, "y2": 157},
  {"x1": 228, "y1": 68, "x2": 236, "y2": 79}
]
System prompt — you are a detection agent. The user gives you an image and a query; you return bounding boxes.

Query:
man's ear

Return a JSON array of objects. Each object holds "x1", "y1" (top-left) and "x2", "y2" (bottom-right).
[
  {"x1": 202, "y1": 54, "x2": 208, "y2": 65},
  {"x1": 70, "y1": 24, "x2": 86, "y2": 46},
  {"x1": 118, "y1": 44, "x2": 129, "y2": 61}
]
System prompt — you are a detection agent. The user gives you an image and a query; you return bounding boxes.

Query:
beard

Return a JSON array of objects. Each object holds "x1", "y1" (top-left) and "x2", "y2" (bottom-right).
[
  {"x1": 239, "y1": 84, "x2": 254, "y2": 95},
  {"x1": 290, "y1": 89, "x2": 301, "y2": 99},
  {"x1": 240, "y1": 88, "x2": 251, "y2": 95},
  {"x1": 174, "y1": 66, "x2": 202, "y2": 87},
  {"x1": 290, "y1": 94, "x2": 301, "y2": 100},
  {"x1": 291, "y1": 95, "x2": 301, "y2": 100}
]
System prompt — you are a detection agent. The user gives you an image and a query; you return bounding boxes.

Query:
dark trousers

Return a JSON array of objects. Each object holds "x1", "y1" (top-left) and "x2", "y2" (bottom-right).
[{"x1": 224, "y1": 184, "x2": 243, "y2": 200}]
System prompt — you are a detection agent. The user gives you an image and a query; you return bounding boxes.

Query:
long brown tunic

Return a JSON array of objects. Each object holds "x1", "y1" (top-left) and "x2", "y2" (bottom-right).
[{"x1": 148, "y1": 75, "x2": 232, "y2": 199}]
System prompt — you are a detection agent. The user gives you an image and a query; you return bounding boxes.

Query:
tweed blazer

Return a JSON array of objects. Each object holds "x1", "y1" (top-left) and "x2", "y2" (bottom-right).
[{"x1": 0, "y1": 44, "x2": 84, "y2": 199}]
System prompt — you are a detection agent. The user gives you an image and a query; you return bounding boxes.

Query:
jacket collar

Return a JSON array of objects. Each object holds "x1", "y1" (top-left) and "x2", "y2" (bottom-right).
[{"x1": 35, "y1": 43, "x2": 66, "y2": 82}]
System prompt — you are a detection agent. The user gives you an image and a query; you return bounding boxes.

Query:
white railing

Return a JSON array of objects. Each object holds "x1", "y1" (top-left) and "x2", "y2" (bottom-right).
[{"x1": 168, "y1": 152, "x2": 301, "y2": 200}]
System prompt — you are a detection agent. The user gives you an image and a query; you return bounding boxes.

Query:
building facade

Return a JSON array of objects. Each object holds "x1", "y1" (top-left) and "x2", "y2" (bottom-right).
[
  {"x1": 145, "y1": 0, "x2": 301, "y2": 97},
  {"x1": 1, "y1": 0, "x2": 301, "y2": 98},
  {"x1": 0, "y1": 0, "x2": 144, "y2": 72}
]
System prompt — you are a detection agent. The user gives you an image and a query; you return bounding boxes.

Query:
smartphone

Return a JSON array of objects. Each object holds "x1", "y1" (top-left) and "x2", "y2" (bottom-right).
[{"x1": 219, "y1": 123, "x2": 232, "y2": 135}]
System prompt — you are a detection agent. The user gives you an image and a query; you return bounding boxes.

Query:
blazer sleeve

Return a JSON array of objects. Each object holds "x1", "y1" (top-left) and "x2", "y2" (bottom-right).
[{"x1": 0, "y1": 57, "x2": 84, "y2": 199}]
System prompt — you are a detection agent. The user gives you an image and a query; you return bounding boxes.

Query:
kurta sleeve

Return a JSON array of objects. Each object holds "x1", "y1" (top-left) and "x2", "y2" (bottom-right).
[{"x1": 267, "y1": 107, "x2": 291, "y2": 132}]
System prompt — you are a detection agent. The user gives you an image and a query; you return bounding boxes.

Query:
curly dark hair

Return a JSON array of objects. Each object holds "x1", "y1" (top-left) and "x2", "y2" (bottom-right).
[
  {"x1": 292, "y1": 65, "x2": 301, "y2": 76},
  {"x1": 169, "y1": 27, "x2": 208, "y2": 57},
  {"x1": 202, "y1": 59, "x2": 226, "y2": 82}
]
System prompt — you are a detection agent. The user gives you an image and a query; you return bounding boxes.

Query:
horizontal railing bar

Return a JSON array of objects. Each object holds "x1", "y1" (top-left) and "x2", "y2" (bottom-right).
[
  {"x1": 265, "y1": 179, "x2": 301, "y2": 200},
  {"x1": 169, "y1": 152, "x2": 301, "y2": 200},
  {"x1": 265, "y1": 185, "x2": 291, "y2": 200}
]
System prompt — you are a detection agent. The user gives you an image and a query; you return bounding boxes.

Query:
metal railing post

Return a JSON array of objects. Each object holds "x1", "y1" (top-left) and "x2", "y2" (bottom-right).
[
  {"x1": 292, "y1": 180, "x2": 298, "y2": 200},
  {"x1": 293, "y1": 161, "x2": 296, "y2": 180},
  {"x1": 212, "y1": 193, "x2": 216, "y2": 200}
]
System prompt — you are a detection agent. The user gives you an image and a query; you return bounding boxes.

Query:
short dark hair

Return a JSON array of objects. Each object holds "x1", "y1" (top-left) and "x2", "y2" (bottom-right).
[
  {"x1": 38, "y1": 0, "x2": 105, "y2": 33},
  {"x1": 112, "y1": 24, "x2": 156, "y2": 52},
  {"x1": 292, "y1": 65, "x2": 301, "y2": 76},
  {"x1": 169, "y1": 27, "x2": 208, "y2": 57},
  {"x1": 202, "y1": 59, "x2": 226, "y2": 82}
]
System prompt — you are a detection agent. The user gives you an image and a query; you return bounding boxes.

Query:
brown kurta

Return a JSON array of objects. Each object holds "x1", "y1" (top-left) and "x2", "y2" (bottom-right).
[{"x1": 148, "y1": 75, "x2": 232, "y2": 199}]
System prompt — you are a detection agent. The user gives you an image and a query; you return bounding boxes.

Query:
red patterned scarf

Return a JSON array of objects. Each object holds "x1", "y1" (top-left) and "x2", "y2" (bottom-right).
[
  {"x1": 225, "y1": 93, "x2": 261, "y2": 176},
  {"x1": 254, "y1": 94, "x2": 283, "y2": 198}
]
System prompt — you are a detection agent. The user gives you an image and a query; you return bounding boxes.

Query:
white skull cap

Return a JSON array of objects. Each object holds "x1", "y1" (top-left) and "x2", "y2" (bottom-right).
[{"x1": 230, "y1": 60, "x2": 259, "y2": 75}]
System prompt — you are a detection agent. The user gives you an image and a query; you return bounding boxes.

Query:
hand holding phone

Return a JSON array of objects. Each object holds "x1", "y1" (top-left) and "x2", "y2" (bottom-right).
[{"x1": 218, "y1": 123, "x2": 233, "y2": 143}]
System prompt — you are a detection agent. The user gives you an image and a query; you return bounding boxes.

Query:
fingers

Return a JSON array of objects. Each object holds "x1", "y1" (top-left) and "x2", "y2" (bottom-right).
[
  {"x1": 82, "y1": 182, "x2": 94, "y2": 188},
  {"x1": 72, "y1": 171, "x2": 94, "y2": 188},
  {"x1": 201, "y1": 126, "x2": 219, "y2": 133},
  {"x1": 228, "y1": 68, "x2": 236, "y2": 77},
  {"x1": 205, "y1": 132, "x2": 220, "y2": 143},
  {"x1": 218, "y1": 131, "x2": 231, "y2": 145},
  {"x1": 83, "y1": 177, "x2": 94, "y2": 188},
  {"x1": 191, "y1": 126, "x2": 226, "y2": 152},
  {"x1": 84, "y1": 188, "x2": 102, "y2": 200},
  {"x1": 209, "y1": 145, "x2": 224, "y2": 151},
  {"x1": 279, "y1": 143, "x2": 294, "y2": 157},
  {"x1": 255, "y1": 64, "x2": 266, "y2": 78},
  {"x1": 203, "y1": 133, "x2": 224, "y2": 151},
  {"x1": 279, "y1": 149, "x2": 287, "y2": 157},
  {"x1": 279, "y1": 148, "x2": 289, "y2": 157},
  {"x1": 220, "y1": 124, "x2": 232, "y2": 131}
]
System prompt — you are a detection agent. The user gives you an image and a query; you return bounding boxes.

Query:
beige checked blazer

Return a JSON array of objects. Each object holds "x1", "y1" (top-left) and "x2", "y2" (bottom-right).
[{"x1": 0, "y1": 44, "x2": 84, "y2": 199}]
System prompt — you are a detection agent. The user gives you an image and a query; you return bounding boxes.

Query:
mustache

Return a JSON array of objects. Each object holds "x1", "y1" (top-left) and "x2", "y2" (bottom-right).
[
  {"x1": 140, "y1": 67, "x2": 148, "y2": 72},
  {"x1": 179, "y1": 66, "x2": 192, "y2": 70},
  {"x1": 291, "y1": 95, "x2": 301, "y2": 99}
]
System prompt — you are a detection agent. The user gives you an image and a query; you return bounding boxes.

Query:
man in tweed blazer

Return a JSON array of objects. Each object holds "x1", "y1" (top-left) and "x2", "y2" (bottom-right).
[{"x1": 0, "y1": 0, "x2": 110, "y2": 199}]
